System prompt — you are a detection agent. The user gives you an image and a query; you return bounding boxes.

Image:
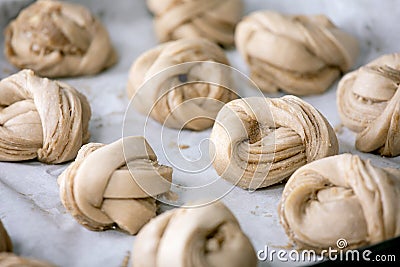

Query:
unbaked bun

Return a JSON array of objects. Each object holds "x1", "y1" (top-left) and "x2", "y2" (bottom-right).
[
  {"x1": 4, "y1": 0, "x2": 117, "y2": 77},
  {"x1": 58, "y1": 136, "x2": 172, "y2": 235},
  {"x1": 235, "y1": 11, "x2": 359, "y2": 95},
  {"x1": 147, "y1": 0, "x2": 243, "y2": 47},
  {"x1": 210, "y1": 96, "x2": 338, "y2": 189},
  {"x1": 337, "y1": 53, "x2": 400, "y2": 157},
  {"x1": 132, "y1": 201, "x2": 257, "y2": 267},
  {"x1": 0, "y1": 69, "x2": 91, "y2": 164},
  {"x1": 127, "y1": 38, "x2": 236, "y2": 131},
  {"x1": 279, "y1": 154, "x2": 400, "y2": 251}
]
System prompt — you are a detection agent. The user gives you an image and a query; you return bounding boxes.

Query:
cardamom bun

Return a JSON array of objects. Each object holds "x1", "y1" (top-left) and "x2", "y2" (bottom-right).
[
  {"x1": 146, "y1": 0, "x2": 243, "y2": 47},
  {"x1": 0, "y1": 221, "x2": 12, "y2": 253},
  {"x1": 0, "y1": 69, "x2": 91, "y2": 164},
  {"x1": 337, "y1": 53, "x2": 400, "y2": 157},
  {"x1": 279, "y1": 154, "x2": 400, "y2": 251},
  {"x1": 235, "y1": 11, "x2": 359, "y2": 95},
  {"x1": 127, "y1": 38, "x2": 236, "y2": 131},
  {"x1": 210, "y1": 96, "x2": 338, "y2": 189},
  {"x1": 132, "y1": 201, "x2": 257, "y2": 267},
  {"x1": 4, "y1": 0, "x2": 117, "y2": 78},
  {"x1": 0, "y1": 253, "x2": 54, "y2": 267},
  {"x1": 58, "y1": 136, "x2": 172, "y2": 235}
]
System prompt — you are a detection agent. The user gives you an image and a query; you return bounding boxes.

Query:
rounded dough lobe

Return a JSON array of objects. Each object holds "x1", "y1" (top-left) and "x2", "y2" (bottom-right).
[
  {"x1": 235, "y1": 11, "x2": 359, "y2": 95},
  {"x1": 58, "y1": 136, "x2": 172, "y2": 235},
  {"x1": 0, "y1": 221, "x2": 12, "y2": 253},
  {"x1": 0, "y1": 253, "x2": 54, "y2": 267},
  {"x1": 132, "y1": 202, "x2": 257, "y2": 267},
  {"x1": 4, "y1": 0, "x2": 117, "y2": 78},
  {"x1": 337, "y1": 53, "x2": 400, "y2": 157},
  {"x1": 147, "y1": 0, "x2": 243, "y2": 47},
  {"x1": 279, "y1": 154, "x2": 400, "y2": 251},
  {"x1": 210, "y1": 96, "x2": 338, "y2": 189},
  {"x1": 127, "y1": 38, "x2": 237, "y2": 131},
  {"x1": 0, "y1": 69, "x2": 91, "y2": 164}
]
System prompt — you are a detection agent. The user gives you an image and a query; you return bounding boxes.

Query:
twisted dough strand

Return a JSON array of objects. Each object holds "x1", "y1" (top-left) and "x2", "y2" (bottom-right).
[
  {"x1": 132, "y1": 202, "x2": 257, "y2": 267},
  {"x1": 210, "y1": 96, "x2": 338, "y2": 189},
  {"x1": 0, "y1": 69, "x2": 91, "y2": 164},
  {"x1": 235, "y1": 11, "x2": 359, "y2": 95},
  {"x1": 58, "y1": 137, "x2": 172, "y2": 235},
  {"x1": 337, "y1": 53, "x2": 400, "y2": 156},
  {"x1": 147, "y1": 0, "x2": 243, "y2": 46},
  {"x1": 279, "y1": 154, "x2": 400, "y2": 251},
  {"x1": 4, "y1": 0, "x2": 117, "y2": 77}
]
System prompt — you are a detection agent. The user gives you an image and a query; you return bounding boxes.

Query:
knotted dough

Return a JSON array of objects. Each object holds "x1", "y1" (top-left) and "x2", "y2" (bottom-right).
[
  {"x1": 210, "y1": 96, "x2": 338, "y2": 189},
  {"x1": 4, "y1": 0, "x2": 117, "y2": 78},
  {"x1": 127, "y1": 38, "x2": 236, "y2": 131},
  {"x1": 279, "y1": 154, "x2": 400, "y2": 251},
  {"x1": 0, "y1": 69, "x2": 91, "y2": 164},
  {"x1": 147, "y1": 0, "x2": 243, "y2": 47},
  {"x1": 0, "y1": 253, "x2": 54, "y2": 267},
  {"x1": 58, "y1": 136, "x2": 172, "y2": 235},
  {"x1": 337, "y1": 53, "x2": 400, "y2": 157},
  {"x1": 0, "y1": 221, "x2": 12, "y2": 253},
  {"x1": 132, "y1": 201, "x2": 257, "y2": 267},
  {"x1": 235, "y1": 11, "x2": 359, "y2": 95}
]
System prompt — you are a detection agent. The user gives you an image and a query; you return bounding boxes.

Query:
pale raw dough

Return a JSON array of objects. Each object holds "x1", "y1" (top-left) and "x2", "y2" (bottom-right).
[
  {"x1": 0, "y1": 221, "x2": 12, "y2": 253},
  {"x1": 127, "y1": 38, "x2": 237, "y2": 131},
  {"x1": 279, "y1": 154, "x2": 400, "y2": 251},
  {"x1": 0, "y1": 69, "x2": 91, "y2": 164},
  {"x1": 0, "y1": 253, "x2": 54, "y2": 267},
  {"x1": 58, "y1": 136, "x2": 173, "y2": 235},
  {"x1": 235, "y1": 11, "x2": 359, "y2": 95},
  {"x1": 210, "y1": 96, "x2": 338, "y2": 189},
  {"x1": 4, "y1": 0, "x2": 117, "y2": 78},
  {"x1": 147, "y1": 0, "x2": 243, "y2": 47},
  {"x1": 132, "y1": 201, "x2": 257, "y2": 267},
  {"x1": 337, "y1": 53, "x2": 400, "y2": 157}
]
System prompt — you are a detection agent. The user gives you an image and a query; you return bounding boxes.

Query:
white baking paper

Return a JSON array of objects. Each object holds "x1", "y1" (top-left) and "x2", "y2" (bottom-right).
[{"x1": 0, "y1": 0, "x2": 399, "y2": 266}]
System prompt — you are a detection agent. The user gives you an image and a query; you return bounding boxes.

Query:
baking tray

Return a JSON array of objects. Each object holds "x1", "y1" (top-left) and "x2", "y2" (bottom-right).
[{"x1": 0, "y1": 0, "x2": 399, "y2": 266}]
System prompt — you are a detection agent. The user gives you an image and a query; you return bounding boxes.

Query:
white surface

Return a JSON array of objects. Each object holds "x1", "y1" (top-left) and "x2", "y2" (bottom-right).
[{"x1": 0, "y1": 0, "x2": 399, "y2": 266}]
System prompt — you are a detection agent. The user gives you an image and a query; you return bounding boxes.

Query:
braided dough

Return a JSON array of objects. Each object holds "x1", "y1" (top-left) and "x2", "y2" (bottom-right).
[
  {"x1": 0, "y1": 221, "x2": 12, "y2": 253},
  {"x1": 279, "y1": 154, "x2": 400, "y2": 251},
  {"x1": 4, "y1": 0, "x2": 117, "y2": 78},
  {"x1": 147, "y1": 0, "x2": 243, "y2": 47},
  {"x1": 210, "y1": 96, "x2": 338, "y2": 189},
  {"x1": 0, "y1": 69, "x2": 91, "y2": 164},
  {"x1": 132, "y1": 202, "x2": 257, "y2": 267},
  {"x1": 337, "y1": 53, "x2": 400, "y2": 157},
  {"x1": 0, "y1": 253, "x2": 54, "y2": 267},
  {"x1": 58, "y1": 136, "x2": 172, "y2": 235},
  {"x1": 127, "y1": 38, "x2": 236, "y2": 131},
  {"x1": 235, "y1": 11, "x2": 359, "y2": 95}
]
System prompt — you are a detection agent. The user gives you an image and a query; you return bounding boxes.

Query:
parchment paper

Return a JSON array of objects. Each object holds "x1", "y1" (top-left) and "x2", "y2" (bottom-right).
[{"x1": 0, "y1": 0, "x2": 399, "y2": 266}]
